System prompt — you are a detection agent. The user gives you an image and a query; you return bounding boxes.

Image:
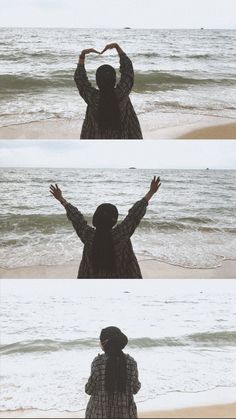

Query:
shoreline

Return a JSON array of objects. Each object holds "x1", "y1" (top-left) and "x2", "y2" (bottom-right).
[
  {"x1": 0, "y1": 114, "x2": 235, "y2": 140},
  {"x1": 0, "y1": 259, "x2": 236, "y2": 279},
  {"x1": 140, "y1": 403, "x2": 236, "y2": 418},
  {"x1": 179, "y1": 122, "x2": 236, "y2": 139},
  {"x1": 1, "y1": 403, "x2": 236, "y2": 418}
]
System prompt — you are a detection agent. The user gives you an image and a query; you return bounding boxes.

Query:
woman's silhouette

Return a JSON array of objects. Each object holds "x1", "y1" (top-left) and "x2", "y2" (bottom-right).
[
  {"x1": 50, "y1": 176, "x2": 161, "y2": 278},
  {"x1": 85, "y1": 326, "x2": 140, "y2": 419},
  {"x1": 74, "y1": 43, "x2": 143, "y2": 139}
]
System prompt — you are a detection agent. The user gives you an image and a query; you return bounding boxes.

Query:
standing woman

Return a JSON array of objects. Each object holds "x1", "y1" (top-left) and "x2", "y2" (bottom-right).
[
  {"x1": 74, "y1": 43, "x2": 143, "y2": 139},
  {"x1": 85, "y1": 327, "x2": 141, "y2": 419},
  {"x1": 50, "y1": 176, "x2": 161, "y2": 279}
]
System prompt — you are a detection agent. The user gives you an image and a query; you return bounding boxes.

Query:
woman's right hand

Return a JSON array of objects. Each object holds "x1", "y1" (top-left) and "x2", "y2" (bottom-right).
[
  {"x1": 50, "y1": 184, "x2": 63, "y2": 201},
  {"x1": 100, "y1": 43, "x2": 118, "y2": 54},
  {"x1": 100, "y1": 43, "x2": 124, "y2": 56},
  {"x1": 149, "y1": 176, "x2": 161, "y2": 195},
  {"x1": 80, "y1": 48, "x2": 100, "y2": 57},
  {"x1": 144, "y1": 176, "x2": 161, "y2": 203}
]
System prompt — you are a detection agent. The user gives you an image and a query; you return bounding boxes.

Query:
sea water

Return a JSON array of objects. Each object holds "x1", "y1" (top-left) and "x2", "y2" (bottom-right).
[
  {"x1": 0, "y1": 28, "x2": 236, "y2": 127},
  {"x1": 0, "y1": 167, "x2": 236, "y2": 270},
  {"x1": 0, "y1": 168, "x2": 236, "y2": 268},
  {"x1": 1, "y1": 279, "x2": 236, "y2": 412}
]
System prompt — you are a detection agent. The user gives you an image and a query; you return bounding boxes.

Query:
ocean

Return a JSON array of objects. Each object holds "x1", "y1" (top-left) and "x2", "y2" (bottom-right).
[
  {"x1": 1, "y1": 279, "x2": 236, "y2": 412},
  {"x1": 0, "y1": 28, "x2": 236, "y2": 128},
  {"x1": 0, "y1": 167, "x2": 236, "y2": 270}
]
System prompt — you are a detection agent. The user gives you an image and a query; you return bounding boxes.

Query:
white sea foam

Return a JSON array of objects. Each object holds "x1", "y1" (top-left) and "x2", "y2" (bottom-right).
[{"x1": 1, "y1": 279, "x2": 236, "y2": 411}]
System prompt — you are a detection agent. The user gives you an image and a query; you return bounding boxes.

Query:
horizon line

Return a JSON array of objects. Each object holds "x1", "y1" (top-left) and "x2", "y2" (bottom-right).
[
  {"x1": 0, "y1": 26, "x2": 234, "y2": 30},
  {"x1": 0, "y1": 166, "x2": 234, "y2": 170}
]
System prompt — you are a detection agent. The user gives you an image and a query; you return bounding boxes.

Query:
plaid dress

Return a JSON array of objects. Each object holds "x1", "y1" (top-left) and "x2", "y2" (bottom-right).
[
  {"x1": 85, "y1": 353, "x2": 141, "y2": 419},
  {"x1": 74, "y1": 53, "x2": 143, "y2": 139},
  {"x1": 65, "y1": 198, "x2": 148, "y2": 278}
]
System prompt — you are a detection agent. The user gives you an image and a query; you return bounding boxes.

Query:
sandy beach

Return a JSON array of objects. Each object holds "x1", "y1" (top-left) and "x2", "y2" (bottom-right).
[
  {"x1": 0, "y1": 115, "x2": 235, "y2": 140},
  {"x1": 180, "y1": 122, "x2": 236, "y2": 139},
  {"x1": 0, "y1": 259, "x2": 235, "y2": 279},
  {"x1": 1, "y1": 403, "x2": 236, "y2": 418}
]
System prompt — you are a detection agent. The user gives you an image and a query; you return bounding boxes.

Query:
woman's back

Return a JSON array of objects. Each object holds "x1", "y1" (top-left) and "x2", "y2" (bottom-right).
[
  {"x1": 65, "y1": 198, "x2": 148, "y2": 278},
  {"x1": 74, "y1": 44, "x2": 143, "y2": 139},
  {"x1": 85, "y1": 353, "x2": 141, "y2": 419}
]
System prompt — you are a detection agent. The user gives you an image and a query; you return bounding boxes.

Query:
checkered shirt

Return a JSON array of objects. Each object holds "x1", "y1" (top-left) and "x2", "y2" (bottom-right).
[
  {"x1": 85, "y1": 353, "x2": 141, "y2": 419},
  {"x1": 65, "y1": 198, "x2": 148, "y2": 278}
]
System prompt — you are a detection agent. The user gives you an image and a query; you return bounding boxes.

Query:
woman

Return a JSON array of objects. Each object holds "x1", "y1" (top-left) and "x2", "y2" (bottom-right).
[
  {"x1": 50, "y1": 176, "x2": 161, "y2": 278},
  {"x1": 85, "y1": 326, "x2": 141, "y2": 419},
  {"x1": 74, "y1": 43, "x2": 143, "y2": 139}
]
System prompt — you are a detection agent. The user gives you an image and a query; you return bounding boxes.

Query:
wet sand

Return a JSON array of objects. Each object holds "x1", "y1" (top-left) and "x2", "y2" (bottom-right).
[
  {"x1": 1, "y1": 403, "x2": 236, "y2": 418},
  {"x1": 0, "y1": 259, "x2": 235, "y2": 279},
  {"x1": 0, "y1": 114, "x2": 235, "y2": 140},
  {"x1": 180, "y1": 122, "x2": 236, "y2": 139}
]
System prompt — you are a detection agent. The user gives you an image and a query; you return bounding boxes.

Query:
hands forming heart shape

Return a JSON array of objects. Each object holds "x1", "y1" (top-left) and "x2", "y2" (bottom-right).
[{"x1": 81, "y1": 43, "x2": 121, "y2": 57}]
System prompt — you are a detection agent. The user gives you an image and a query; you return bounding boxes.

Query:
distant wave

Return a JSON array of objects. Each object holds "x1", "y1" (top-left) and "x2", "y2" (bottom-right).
[
  {"x1": 0, "y1": 73, "x2": 74, "y2": 92},
  {"x1": 1, "y1": 213, "x2": 236, "y2": 236},
  {"x1": 133, "y1": 71, "x2": 236, "y2": 92},
  {"x1": 1, "y1": 71, "x2": 235, "y2": 94},
  {"x1": 0, "y1": 51, "x2": 67, "y2": 61},
  {"x1": 1, "y1": 51, "x2": 231, "y2": 63},
  {"x1": 2, "y1": 331, "x2": 236, "y2": 355},
  {"x1": 131, "y1": 52, "x2": 216, "y2": 60}
]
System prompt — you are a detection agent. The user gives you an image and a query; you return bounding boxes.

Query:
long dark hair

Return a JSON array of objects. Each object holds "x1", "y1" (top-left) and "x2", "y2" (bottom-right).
[
  {"x1": 92, "y1": 203, "x2": 118, "y2": 275},
  {"x1": 100, "y1": 327, "x2": 128, "y2": 394},
  {"x1": 96, "y1": 65, "x2": 121, "y2": 131}
]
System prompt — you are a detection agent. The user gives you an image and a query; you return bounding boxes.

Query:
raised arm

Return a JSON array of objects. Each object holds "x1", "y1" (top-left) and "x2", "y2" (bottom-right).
[
  {"x1": 115, "y1": 176, "x2": 161, "y2": 238},
  {"x1": 85, "y1": 357, "x2": 99, "y2": 395},
  {"x1": 74, "y1": 48, "x2": 100, "y2": 104},
  {"x1": 115, "y1": 198, "x2": 148, "y2": 239},
  {"x1": 50, "y1": 184, "x2": 93, "y2": 244},
  {"x1": 100, "y1": 43, "x2": 134, "y2": 98}
]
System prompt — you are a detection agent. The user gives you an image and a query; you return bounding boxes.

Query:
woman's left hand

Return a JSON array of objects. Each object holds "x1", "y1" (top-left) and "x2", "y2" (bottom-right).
[{"x1": 50, "y1": 184, "x2": 63, "y2": 201}]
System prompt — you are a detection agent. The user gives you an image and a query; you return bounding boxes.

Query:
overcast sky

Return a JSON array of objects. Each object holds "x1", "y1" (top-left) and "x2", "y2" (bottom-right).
[
  {"x1": 0, "y1": 0, "x2": 235, "y2": 28},
  {"x1": 0, "y1": 140, "x2": 235, "y2": 169}
]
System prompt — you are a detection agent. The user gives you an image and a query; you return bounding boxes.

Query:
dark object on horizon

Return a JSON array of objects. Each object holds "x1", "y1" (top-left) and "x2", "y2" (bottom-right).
[
  {"x1": 201, "y1": 27, "x2": 204, "y2": 30},
  {"x1": 124, "y1": 27, "x2": 131, "y2": 29},
  {"x1": 129, "y1": 167, "x2": 136, "y2": 169},
  {"x1": 206, "y1": 168, "x2": 209, "y2": 170}
]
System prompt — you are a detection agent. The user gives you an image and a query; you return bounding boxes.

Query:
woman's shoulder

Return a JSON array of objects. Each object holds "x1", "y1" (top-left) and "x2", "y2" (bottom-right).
[
  {"x1": 92, "y1": 353, "x2": 106, "y2": 365},
  {"x1": 124, "y1": 353, "x2": 138, "y2": 365}
]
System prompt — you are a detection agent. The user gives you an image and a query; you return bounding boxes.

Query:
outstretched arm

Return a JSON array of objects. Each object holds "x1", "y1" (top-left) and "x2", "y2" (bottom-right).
[
  {"x1": 100, "y1": 43, "x2": 134, "y2": 98},
  {"x1": 50, "y1": 184, "x2": 93, "y2": 244},
  {"x1": 74, "y1": 48, "x2": 100, "y2": 104},
  {"x1": 115, "y1": 176, "x2": 161, "y2": 238}
]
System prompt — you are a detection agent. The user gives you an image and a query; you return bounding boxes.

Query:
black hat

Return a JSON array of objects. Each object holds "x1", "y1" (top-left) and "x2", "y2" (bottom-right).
[
  {"x1": 100, "y1": 326, "x2": 128, "y2": 352},
  {"x1": 96, "y1": 64, "x2": 116, "y2": 89},
  {"x1": 93, "y1": 203, "x2": 118, "y2": 230}
]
